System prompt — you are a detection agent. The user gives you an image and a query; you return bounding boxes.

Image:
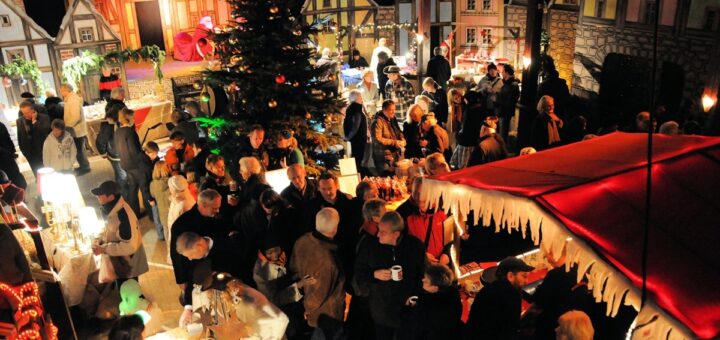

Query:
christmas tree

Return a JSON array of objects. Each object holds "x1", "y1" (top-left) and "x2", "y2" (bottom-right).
[{"x1": 202, "y1": 0, "x2": 344, "y2": 175}]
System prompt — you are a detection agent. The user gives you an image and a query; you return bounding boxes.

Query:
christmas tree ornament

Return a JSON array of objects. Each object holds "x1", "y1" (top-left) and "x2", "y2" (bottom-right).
[
  {"x1": 230, "y1": 56, "x2": 241, "y2": 64},
  {"x1": 293, "y1": 30, "x2": 302, "y2": 36},
  {"x1": 268, "y1": 99, "x2": 278, "y2": 108},
  {"x1": 201, "y1": 91, "x2": 211, "y2": 102},
  {"x1": 193, "y1": 82, "x2": 202, "y2": 90},
  {"x1": 275, "y1": 74, "x2": 286, "y2": 84},
  {"x1": 305, "y1": 113, "x2": 312, "y2": 119},
  {"x1": 269, "y1": 5, "x2": 279, "y2": 14},
  {"x1": 229, "y1": 38, "x2": 238, "y2": 45},
  {"x1": 292, "y1": 81, "x2": 300, "y2": 87}
]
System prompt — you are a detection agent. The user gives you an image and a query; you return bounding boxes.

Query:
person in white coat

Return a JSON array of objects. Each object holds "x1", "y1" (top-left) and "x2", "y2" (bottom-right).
[
  {"x1": 369, "y1": 38, "x2": 392, "y2": 85},
  {"x1": 59, "y1": 84, "x2": 91, "y2": 175},
  {"x1": 42, "y1": 119, "x2": 77, "y2": 173}
]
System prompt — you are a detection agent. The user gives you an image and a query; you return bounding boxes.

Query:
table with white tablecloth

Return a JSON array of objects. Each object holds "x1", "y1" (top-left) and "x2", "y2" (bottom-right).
[{"x1": 39, "y1": 230, "x2": 99, "y2": 307}]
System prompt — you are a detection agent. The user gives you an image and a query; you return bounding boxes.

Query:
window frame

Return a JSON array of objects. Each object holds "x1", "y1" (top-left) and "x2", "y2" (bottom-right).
[
  {"x1": 0, "y1": 15, "x2": 10, "y2": 27},
  {"x1": 79, "y1": 27, "x2": 95, "y2": 42},
  {"x1": 467, "y1": 0, "x2": 477, "y2": 11},
  {"x1": 466, "y1": 27, "x2": 477, "y2": 45},
  {"x1": 481, "y1": 28, "x2": 493, "y2": 46},
  {"x1": 481, "y1": 0, "x2": 492, "y2": 12}
]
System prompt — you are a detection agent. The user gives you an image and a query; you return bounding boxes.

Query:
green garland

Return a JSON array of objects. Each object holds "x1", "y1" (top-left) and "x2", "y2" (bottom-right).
[
  {"x1": 61, "y1": 45, "x2": 166, "y2": 88},
  {"x1": 0, "y1": 58, "x2": 46, "y2": 95}
]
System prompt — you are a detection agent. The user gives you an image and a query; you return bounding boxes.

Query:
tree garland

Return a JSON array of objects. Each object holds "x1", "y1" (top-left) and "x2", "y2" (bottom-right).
[
  {"x1": 0, "y1": 58, "x2": 46, "y2": 95},
  {"x1": 61, "y1": 45, "x2": 166, "y2": 88}
]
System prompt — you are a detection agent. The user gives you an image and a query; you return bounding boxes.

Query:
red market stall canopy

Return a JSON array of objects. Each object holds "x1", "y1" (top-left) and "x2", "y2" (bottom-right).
[{"x1": 422, "y1": 132, "x2": 720, "y2": 340}]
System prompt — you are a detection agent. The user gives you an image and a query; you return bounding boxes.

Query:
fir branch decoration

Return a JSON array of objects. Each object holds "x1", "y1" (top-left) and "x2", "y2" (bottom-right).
[
  {"x1": 0, "y1": 58, "x2": 46, "y2": 95},
  {"x1": 61, "y1": 45, "x2": 167, "y2": 88}
]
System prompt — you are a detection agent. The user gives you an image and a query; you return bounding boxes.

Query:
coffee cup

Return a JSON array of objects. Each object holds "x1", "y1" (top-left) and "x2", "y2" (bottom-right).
[
  {"x1": 391, "y1": 265, "x2": 403, "y2": 281},
  {"x1": 229, "y1": 180, "x2": 238, "y2": 192}
]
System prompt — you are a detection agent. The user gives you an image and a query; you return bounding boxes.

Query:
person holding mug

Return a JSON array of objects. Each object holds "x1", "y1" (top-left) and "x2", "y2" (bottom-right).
[{"x1": 354, "y1": 211, "x2": 425, "y2": 340}]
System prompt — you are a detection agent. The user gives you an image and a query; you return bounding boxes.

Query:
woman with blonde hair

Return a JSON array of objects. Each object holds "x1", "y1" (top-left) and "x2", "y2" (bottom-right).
[
  {"x1": 403, "y1": 103, "x2": 426, "y2": 159},
  {"x1": 447, "y1": 88, "x2": 464, "y2": 135},
  {"x1": 166, "y1": 175, "x2": 196, "y2": 261},
  {"x1": 149, "y1": 161, "x2": 171, "y2": 241},
  {"x1": 358, "y1": 69, "x2": 379, "y2": 114},
  {"x1": 555, "y1": 310, "x2": 594, "y2": 340}
]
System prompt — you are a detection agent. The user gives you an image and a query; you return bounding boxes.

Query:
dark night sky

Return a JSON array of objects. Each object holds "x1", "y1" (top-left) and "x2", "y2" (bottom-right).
[{"x1": 23, "y1": 0, "x2": 66, "y2": 37}]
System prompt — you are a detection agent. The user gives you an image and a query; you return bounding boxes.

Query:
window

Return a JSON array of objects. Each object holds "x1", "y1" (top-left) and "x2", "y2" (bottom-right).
[
  {"x1": 79, "y1": 27, "x2": 94, "y2": 42},
  {"x1": 0, "y1": 15, "x2": 10, "y2": 27},
  {"x1": 323, "y1": 0, "x2": 331, "y2": 7},
  {"x1": 482, "y1": 0, "x2": 492, "y2": 11},
  {"x1": 596, "y1": 0, "x2": 606, "y2": 17},
  {"x1": 466, "y1": 27, "x2": 477, "y2": 45},
  {"x1": 467, "y1": 0, "x2": 476, "y2": 11},
  {"x1": 6, "y1": 49, "x2": 26, "y2": 62},
  {"x1": 704, "y1": 8, "x2": 720, "y2": 30},
  {"x1": 481, "y1": 28, "x2": 492, "y2": 46}
]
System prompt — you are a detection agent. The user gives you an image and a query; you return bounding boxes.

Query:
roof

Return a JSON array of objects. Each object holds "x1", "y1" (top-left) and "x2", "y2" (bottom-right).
[
  {"x1": 428, "y1": 132, "x2": 720, "y2": 339},
  {"x1": 55, "y1": 0, "x2": 121, "y2": 43},
  {"x1": 0, "y1": 0, "x2": 54, "y2": 41}
]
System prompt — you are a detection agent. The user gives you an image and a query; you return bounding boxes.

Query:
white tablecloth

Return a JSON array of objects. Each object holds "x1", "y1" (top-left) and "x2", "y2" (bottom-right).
[{"x1": 41, "y1": 230, "x2": 99, "y2": 306}]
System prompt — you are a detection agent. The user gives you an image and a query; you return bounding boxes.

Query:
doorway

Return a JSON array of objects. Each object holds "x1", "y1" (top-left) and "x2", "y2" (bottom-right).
[{"x1": 134, "y1": 1, "x2": 165, "y2": 50}]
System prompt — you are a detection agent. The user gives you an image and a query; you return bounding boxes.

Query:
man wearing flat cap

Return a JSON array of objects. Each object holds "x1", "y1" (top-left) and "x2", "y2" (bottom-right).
[
  {"x1": 383, "y1": 65, "x2": 415, "y2": 122},
  {"x1": 465, "y1": 256, "x2": 534, "y2": 339},
  {"x1": 91, "y1": 180, "x2": 149, "y2": 284}
]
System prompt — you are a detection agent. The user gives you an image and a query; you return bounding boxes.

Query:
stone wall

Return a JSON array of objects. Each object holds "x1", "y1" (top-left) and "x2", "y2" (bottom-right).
[
  {"x1": 126, "y1": 78, "x2": 174, "y2": 102},
  {"x1": 573, "y1": 23, "x2": 719, "y2": 98},
  {"x1": 376, "y1": 6, "x2": 397, "y2": 48},
  {"x1": 547, "y1": 10, "x2": 578, "y2": 86}
]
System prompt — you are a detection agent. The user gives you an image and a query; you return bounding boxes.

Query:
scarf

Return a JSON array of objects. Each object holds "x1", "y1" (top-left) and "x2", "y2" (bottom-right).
[{"x1": 547, "y1": 113, "x2": 562, "y2": 146}]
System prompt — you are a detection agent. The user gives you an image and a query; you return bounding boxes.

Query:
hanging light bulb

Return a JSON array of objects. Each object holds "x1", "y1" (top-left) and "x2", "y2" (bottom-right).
[{"x1": 415, "y1": 33, "x2": 425, "y2": 43}]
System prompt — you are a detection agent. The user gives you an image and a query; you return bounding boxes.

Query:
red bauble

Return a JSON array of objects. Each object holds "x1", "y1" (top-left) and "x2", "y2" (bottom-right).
[{"x1": 275, "y1": 74, "x2": 286, "y2": 84}]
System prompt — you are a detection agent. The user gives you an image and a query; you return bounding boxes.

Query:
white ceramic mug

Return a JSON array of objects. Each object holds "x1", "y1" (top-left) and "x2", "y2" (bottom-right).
[{"x1": 391, "y1": 265, "x2": 403, "y2": 281}]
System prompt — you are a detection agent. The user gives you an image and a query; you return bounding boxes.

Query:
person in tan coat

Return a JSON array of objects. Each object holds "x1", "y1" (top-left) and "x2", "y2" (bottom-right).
[
  {"x1": 60, "y1": 84, "x2": 91, "y2": 174},
  {"x1": 290, "y1": 207, "x2": 346, "y2": 338}
]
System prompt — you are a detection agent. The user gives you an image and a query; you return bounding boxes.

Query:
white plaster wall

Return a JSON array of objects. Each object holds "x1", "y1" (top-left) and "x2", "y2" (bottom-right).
[
  {"x1": 75, "y1": 1, "x2": 92, "y2": 15},
  {"x1": 74, "y1": 19, "x2": 98, "y2": 43},
  {"x1": 0, "y1": 3, "x2": 28, "y2": 41},
  {"x1": 33, "y1": 44, "x2": 51, "y2": 67}
]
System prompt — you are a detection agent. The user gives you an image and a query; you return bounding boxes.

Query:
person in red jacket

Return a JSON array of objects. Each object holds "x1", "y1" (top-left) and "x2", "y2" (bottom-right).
[
  {"x1": 164, "y1": 131, "x2": 195, "y2": 175},
  {"x1": 405, "y1": 177, "x2": 450, "y2": 265}
]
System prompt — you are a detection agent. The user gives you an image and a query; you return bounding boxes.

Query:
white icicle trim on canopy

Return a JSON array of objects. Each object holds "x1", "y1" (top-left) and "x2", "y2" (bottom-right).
[{"x1": 421, "y1": 178, "x2": 695, "y2": 340}]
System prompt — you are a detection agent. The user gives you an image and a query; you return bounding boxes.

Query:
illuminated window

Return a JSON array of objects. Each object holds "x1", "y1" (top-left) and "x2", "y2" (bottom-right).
[
  {"x1": 79, "y1": 27, "x2": 94, "y2": 42},
  {"x1": 482, "y1": 0, "x2": 492, "y2": 11},
  {"x1": 467, "y1": 0, "x2": 476, "y2": 11},
  {"x1": 466, "y1": 27, "x2": 477, "y2": 45},
  {"x1": 596, "y1": 0, "x2": 606, "y2": 17},
  {"x1": 481, "y1": 28, "x2": 492, "y2": 45}
]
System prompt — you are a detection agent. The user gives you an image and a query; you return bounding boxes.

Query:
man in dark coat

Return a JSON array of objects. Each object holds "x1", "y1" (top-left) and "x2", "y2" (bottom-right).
[
  {"x1": 0, "y1": 123, "x2": 26, "y2": 189},
  {"x1": 426, "y1": 47, "x2": 451, "y2": 90},
  {"x1": 44, "y1": 89, "x2": 64, "y2": 122},
  {"x1": 228, "y1": 125, "x2": 269, "y2": 182},
  {"x1": 402, "y1": 263, "x2": 463, "y2": 340},
  {"x1": 344, "y1": 90, "x2": 370, "y2": 176},
  {"x1": 304, "y1": 173, "x2": 362, "y2": 288},
  {"x1": 175, "y1": 231, "x2": 244, "y2": 327},
  {"x1": 498, "y1": 64, "x2": 521, "y2": 143},
  {"x1": 280, "y1": 164, "x2": 317, "y2": 211},
  {"x1": 97, "y1": 88, "x2": 127, "y2": 187},
  {"x1": 468, "y1": 120, "x2": 508, "y2": 166},
  {"x1": 354, "y1": 211, "x2": 425, "y2": 339},
  {"x1": 537, "y1": 69, "x2": 570, "y2": 120},
  {"x1": 170, "y1": 189, "x2": 246, "y2": 291},
  {"x1": 465, "y1": 257, "x2": 534, "y2": 340},
  {"x1": 17, "y1": 101, "x2": 51, "y2": 176}
]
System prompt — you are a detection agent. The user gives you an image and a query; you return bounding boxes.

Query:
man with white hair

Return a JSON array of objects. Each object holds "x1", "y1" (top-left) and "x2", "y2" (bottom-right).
[
  {"x1": 290, "y1": 207, "x2": 346, "y2": 337},
  {"x1": 280, "y1": 164, "x2": 317, "y2": 211},
  {"x1": 59, "y1": 84, "x2": 91, "y2": 175}
]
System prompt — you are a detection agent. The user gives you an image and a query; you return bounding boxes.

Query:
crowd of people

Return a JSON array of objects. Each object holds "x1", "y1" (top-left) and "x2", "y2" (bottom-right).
[{"x1": 3, "y1": 42, "x2": 709, "y2": 340}]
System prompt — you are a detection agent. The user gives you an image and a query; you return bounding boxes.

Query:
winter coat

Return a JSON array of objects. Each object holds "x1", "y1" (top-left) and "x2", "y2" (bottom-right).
[
  {"x1": 63, "y1": 92, "x2": 87, "y2": 137},
  {"x1": 422, "y1": 88, "x2": 449, "y2": 124},
  {"x1": 96, "y1": 120, "x2": 120, "y2": 160},
  {"x1": 280, "y1": 179, "x2": 317, "y2": 212},
  {"x1": 426, "y1": 55, "x2": 452, "y2": 90},
  {"x1": 0, "y1": 122, "x2": 26, "y2": 189},
  {"x1": 475, "y1": 74, "x2": 504, "y2": 111},
  {"x1": 498, "y1": 77, "x2": 520, "y2": 119},
  {"x1": 113, "y1": 125, "x2": 144, "y2": 171},
  {"x1": 468, "y1": 134, "x2": 508, "y2": 166},
  {"x1": 403, "y1": 121, "x2": 423, "y2": 159},
  {"x1": 0, "y1": 224, "x2": 32, "y2": 286},
  {"x1": 384, "y1": 77, "x2": 416, "y2": 120},
  {"x1": 371, "y1": 111, "x2": 404, "y2": 173},
  {"x1": 537, "y1": 76, "x2": 570, "y2": 118},
  {"x1": 465, "y1": 279, "x2": 523, "y2": 340},
  {"x1": 44, "y1": 96, "x2": 64, "y2": 122},
  {"x1": 406, "y1": 209, "x2": 448, "y2": 259},
  {"x1": 99, "y1": 197, "x2": 149, "y2": 279},
  {"x1": 402, "y1": 286, "x2": 463, "y2": 340},
  {"x1": 358, "y1": 80, "x2": 380, "y2": 114},
  {"x1": 149, "y1": 177, "x2": 171, "y2": 230},
  {"x1": 42, "y1": 131, "x2": 77, "y2": 172},
  {"x1": 344, "y1": 102, "x2": 369, "y2": 145},
  {"x1": 531, "y1": 113, "x2": 563, "y2": 151},
  {"x1": 354, "y1": 234, "x2": 425, "y2": 327},
  {"x1": 104, "y1": 98, "x2": 126, "y2": 121},
  {"x1": 290, "y1": 231, "x2": 346, "y2": 327},
  {"x1": 165, "y1": 144, "x2": 195, "y2": 174},
  {"x1": 456, "y1": 104, "x2": 486, "y2": 147},
  {"x1": 377, "y1": 58, "x2": 396, "y2": 98},
  {"x1": 16, "y1": 113, "x2": 51, "y2": 165},
  {"x1": 423, "y1": 124, "x2": 451, "y2": 160},
  {"x1": 171, "y1": 120, "x2": 201, "y2": 146}
]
